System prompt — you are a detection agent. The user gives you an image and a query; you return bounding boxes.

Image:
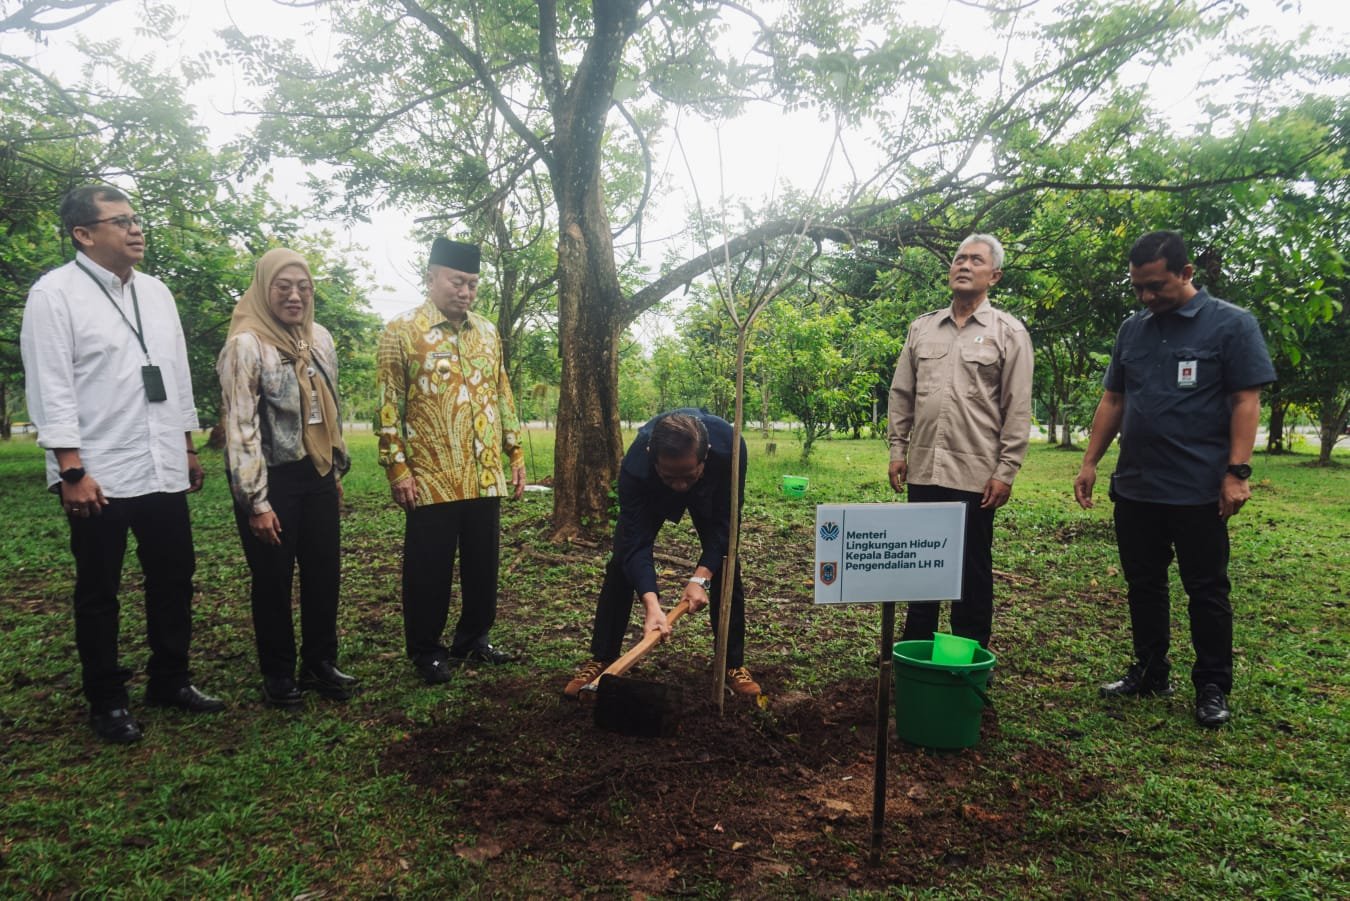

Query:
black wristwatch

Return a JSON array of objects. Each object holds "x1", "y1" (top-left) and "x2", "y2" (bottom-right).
[
  {"x1": 60, "y1": 467, "x2": 86, "y2": 484},
  {"x1": 1226, "y1": 463, "x2": 1252, "y2": 480}
]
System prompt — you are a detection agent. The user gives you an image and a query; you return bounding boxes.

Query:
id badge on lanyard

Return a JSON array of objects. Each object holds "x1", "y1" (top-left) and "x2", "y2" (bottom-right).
[
  {"x1": 79, "y1": 262, "x2": 167, "y2": 402},
  {"x1": 305, "y1": 365, "x2": 323, "y2": 424},
  {"x1": 1177, "y1": 359, "x2": 1198, "y2": 390},
  {"x1": 142, "y1": 365, "x2": 168, "y2": 402}
]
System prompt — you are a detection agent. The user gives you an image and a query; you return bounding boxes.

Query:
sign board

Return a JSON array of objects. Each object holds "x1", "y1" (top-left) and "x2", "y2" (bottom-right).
[{"x1": 813, "y1": 502, "x2": 966, "y2": 604}]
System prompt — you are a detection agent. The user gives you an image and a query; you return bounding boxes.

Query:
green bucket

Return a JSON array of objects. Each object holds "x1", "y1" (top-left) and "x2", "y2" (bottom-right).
[
  {"x1": 892, "y1": 639, "x2": 995, "y2": 749},
  {"x1": 781, "y1": 475, "x2": 808, "y2": 498}
]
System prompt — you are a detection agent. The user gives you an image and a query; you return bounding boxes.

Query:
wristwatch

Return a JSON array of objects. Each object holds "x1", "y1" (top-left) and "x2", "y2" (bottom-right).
[
  {"x1": 1226, "y1": 463, "x2": 1252, "y2": 480},
  {"x1": 60, "y1": 467, "x2": 86, "y2": 484},
  {"x1": 688, "y1": 576, "x2": 712, "y2": 591}
]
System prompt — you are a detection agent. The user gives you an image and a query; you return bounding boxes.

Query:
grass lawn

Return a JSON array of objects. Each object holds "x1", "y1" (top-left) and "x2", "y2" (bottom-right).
[{"x1": 1, "y1": 428, "x2": 1346, "y2": 898}]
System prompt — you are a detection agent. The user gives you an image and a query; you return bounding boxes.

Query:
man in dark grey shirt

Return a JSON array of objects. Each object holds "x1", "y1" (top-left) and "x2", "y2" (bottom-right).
[{"x1": 1074, "y1": 230, "x2": 1276, "y2": 728}]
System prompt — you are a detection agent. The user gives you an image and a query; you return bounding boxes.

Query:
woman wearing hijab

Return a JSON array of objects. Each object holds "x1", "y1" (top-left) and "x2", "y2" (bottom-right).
[{"x1": 218, "y1": 248, "x2": 357, "y2": 708}]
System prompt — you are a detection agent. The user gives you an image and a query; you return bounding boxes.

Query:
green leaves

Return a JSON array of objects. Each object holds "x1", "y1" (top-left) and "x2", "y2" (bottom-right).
[{"x1": 756, "y1": 297, "x2": 880, "y2": 463}]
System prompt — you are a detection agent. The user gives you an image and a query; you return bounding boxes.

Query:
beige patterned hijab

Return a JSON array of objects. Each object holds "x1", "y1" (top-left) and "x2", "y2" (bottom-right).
[{"x1": 226, "y1": 248, "x2": 344, "y2": 476}]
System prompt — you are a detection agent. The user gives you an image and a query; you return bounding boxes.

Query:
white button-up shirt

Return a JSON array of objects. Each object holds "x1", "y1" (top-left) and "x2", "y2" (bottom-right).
[{"x1": 20, "y1": 252, "x2": 199, "y2": 497}]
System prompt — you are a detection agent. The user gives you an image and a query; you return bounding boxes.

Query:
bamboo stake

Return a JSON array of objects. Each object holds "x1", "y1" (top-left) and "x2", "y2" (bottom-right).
[{"x1": 672, "y1": 119, "x2": 844, "y2": 713}]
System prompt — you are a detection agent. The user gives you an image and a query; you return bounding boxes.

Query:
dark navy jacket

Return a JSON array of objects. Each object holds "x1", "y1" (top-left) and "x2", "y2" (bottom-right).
[{"x1": 612, "y1": 409, "x2": 747, "y2": 597}]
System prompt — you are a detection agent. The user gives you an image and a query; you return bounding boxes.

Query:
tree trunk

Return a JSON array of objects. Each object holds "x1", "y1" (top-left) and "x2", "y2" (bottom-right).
[
  {"x1": 542, "y1": 0, "x2": 640, "y2": 539},
  {"x1": 1316, "y1": 395, "x2": 1349, "y2": 465},
  {"x1": 760, "y1": 378, "x2": 772, "y2": 439},
  {"x1": 549, "y1": 178, "x2": 625, "y2": 539},
  {"x1": 488, "y1": 200, "x2": 519, "y2": 379},
  {"x1": 1266, "y1": 384, "x2": 1287, "y2": 454},
  {"x1": 0, "y1": 381, "x2": 10, "y2": 440},
  {"x1": 800, "y1": 420, "x2": 819, "y2": 465}
]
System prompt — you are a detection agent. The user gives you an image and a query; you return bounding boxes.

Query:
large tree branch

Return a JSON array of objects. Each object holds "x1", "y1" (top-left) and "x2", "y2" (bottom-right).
[
  {"x1": 537, "y1": 0, "x2": 564, "y2": 108},
  {"x1": 398, "y1": 0, "x2": 553, "y2": 165},
  {"x1": 967, "y1": 153, "x2": 1339, "y2": 225},
  {"x1": 0, "y1": 0, "x2": 117, "y2": 33},
  {"x1": 625, "y1": 212, "x2": 940, "y2": 320},
  {"x1": 626, "y1": 147, "x2": 1335, "y2": 324},
  {"x1": 0, "y1": 51, "x2": 91, "y2": 116},
  {"x1": 552, "y1": 0, "x2": 643, "y2": 188},
  {"x1": 610, "y1": 100, "x2": 653, "y2": 251}
]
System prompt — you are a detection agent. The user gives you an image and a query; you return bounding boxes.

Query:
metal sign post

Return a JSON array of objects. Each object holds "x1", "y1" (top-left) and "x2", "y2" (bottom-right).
[
  {"x1": 869, "y1": 601, "x2": 896, "y2": 865},
  {"x1": 812, "y1": 503, "x2": 966, "y2": 865}
]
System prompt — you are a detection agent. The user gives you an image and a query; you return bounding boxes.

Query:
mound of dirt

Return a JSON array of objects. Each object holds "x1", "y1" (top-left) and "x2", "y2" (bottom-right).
[{"x1": 381, "y1": 670, "x2": 1103, "y2": 896}]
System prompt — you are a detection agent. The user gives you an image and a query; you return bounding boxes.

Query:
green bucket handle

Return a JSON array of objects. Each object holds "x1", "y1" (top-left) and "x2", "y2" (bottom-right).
[{"x1": 954, "y1": 671, "x2": 993, "y2": 709}]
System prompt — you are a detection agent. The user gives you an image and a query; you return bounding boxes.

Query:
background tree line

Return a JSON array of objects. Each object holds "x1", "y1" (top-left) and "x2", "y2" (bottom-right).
[
  {"x1": 0, "y1": 1, "x2": 385, "y2": 438},
  {"x1": 2, "y1": 0, "x2": 1346, "y2": 504}
]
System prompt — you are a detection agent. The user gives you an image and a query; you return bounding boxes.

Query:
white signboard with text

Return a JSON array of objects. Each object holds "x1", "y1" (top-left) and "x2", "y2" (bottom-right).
[{"x1": 813, "y1": 502, "x2": 966, "y2": 604}]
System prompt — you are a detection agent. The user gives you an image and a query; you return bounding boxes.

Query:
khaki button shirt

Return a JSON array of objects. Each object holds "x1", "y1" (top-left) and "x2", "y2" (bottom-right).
[
  {"x1": 377, "y1": 303, "x2": 523, "y2": 505},
  {"x1": 887, "y1": 300, "x2": 1034, "y2": 493}
]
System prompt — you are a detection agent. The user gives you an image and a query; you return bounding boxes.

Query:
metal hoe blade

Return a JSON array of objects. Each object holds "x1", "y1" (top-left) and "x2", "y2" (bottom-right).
[{"x1": 593, "y1": 674, "x2": 683, "y2": 737}]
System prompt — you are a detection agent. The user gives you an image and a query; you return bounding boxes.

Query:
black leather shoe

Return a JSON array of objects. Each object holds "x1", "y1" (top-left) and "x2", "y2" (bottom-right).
[
  {"x1": 89, "y1": 708, "x2": 143, "y2": 744},
  {"x1": 145, "y1": 684, "x2": 226, "y2": 714},
  {"x1": 1195, "y1": 683, "x2": 1231, "y2": 728},
  {"x1": 261, "y1": 676, "x2": 304, "y2": 708},
  {"x1": 1099, "y1": 663, "x2": 1174, "y2": 698},
  {"x1": 416, "y1": 657, "x2": 454, "y2": 685},
  {"x1": 451, "y1": 644, "x2": 515, "y2": 666},
  {"x1": 299, "y1": 660, "x2": 358, "y2": 700}
]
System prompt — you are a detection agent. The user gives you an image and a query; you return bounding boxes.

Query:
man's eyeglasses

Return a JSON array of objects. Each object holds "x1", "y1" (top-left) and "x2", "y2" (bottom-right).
[{"x1": 81, "y1": 215, "x2": 143, "y2": 230}]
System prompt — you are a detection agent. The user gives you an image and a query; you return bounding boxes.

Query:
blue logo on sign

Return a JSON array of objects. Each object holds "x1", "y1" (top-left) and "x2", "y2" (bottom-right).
[{"x1": 819, "y1": 522, "x2": 840, "y2": 541}]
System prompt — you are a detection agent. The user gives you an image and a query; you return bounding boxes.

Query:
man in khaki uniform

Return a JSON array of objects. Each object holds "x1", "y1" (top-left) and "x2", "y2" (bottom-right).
[{"x1": 886, "y1": 234, "x2": 1033, "y2": 648}]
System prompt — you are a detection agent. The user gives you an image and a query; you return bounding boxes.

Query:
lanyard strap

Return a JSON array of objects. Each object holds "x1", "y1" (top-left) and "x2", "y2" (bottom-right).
[{"x1": 76, "y1": 261, "x2": 150, "y2": 362}]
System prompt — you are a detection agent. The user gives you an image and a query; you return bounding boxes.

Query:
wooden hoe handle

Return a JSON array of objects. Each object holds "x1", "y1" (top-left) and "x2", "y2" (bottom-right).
[{"x1": 583, "y1": 599, "x2": 690, "y2": 691}]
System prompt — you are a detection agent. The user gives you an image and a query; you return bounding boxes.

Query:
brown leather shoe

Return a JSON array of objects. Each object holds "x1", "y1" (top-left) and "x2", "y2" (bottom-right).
[
  {"x1": 726, "y1": 667, "x2": 761, "y2": 697},
  {"x1": 563, "y1": 659, "x2": 608, "y2": 699}
]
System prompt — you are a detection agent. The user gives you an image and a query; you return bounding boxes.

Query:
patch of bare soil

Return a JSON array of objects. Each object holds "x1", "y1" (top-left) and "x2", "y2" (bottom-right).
[{"x1": 381, "y1": 671, "x2": 1105, "y2": 897}]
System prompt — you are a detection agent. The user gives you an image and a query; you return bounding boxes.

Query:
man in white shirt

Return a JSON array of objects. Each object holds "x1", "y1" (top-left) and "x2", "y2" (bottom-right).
[{"x1": 20, "y1": 185, "x2": 224, "y2": 744}]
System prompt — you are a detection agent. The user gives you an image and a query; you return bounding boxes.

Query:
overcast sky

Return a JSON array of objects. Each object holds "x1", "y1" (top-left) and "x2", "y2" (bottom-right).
[{"x1": 6, "y1": 0, "x2": 1345, "y2": 324}]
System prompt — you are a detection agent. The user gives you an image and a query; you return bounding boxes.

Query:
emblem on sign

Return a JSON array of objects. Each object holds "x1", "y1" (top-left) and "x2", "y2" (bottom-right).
[
  {"x1": 819, "y1": 522, "x2": 840, "y2": 541},
  {"x1": 820, "y1": 561, "x2": 837, "y2": 585}
]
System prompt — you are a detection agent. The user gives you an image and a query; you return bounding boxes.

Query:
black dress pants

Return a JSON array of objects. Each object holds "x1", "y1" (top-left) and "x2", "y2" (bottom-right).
[
  {"x1": 67, "y1": 491, "x2": 196, "y2": 712},
  {"x1": 588, "y1": 555, "x2": 747, "y2": 668},
  {"x1": 233, "y1": 459, "x2": 341, "y2": 679},
  {"x1": 401, "y1": 497, "x2": 501, "y2": 662},
  {"x1": 1112, "y1": 495, "x2": 1233, "y2": 691},
  {"x1": 899, "y1": 483, "x2": 997, "y2": 648}
]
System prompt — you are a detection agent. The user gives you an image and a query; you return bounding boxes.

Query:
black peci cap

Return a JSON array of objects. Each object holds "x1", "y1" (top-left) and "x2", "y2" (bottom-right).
[{"x1": 429, "y1": 237, "x2": 481, "y2": 273}]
